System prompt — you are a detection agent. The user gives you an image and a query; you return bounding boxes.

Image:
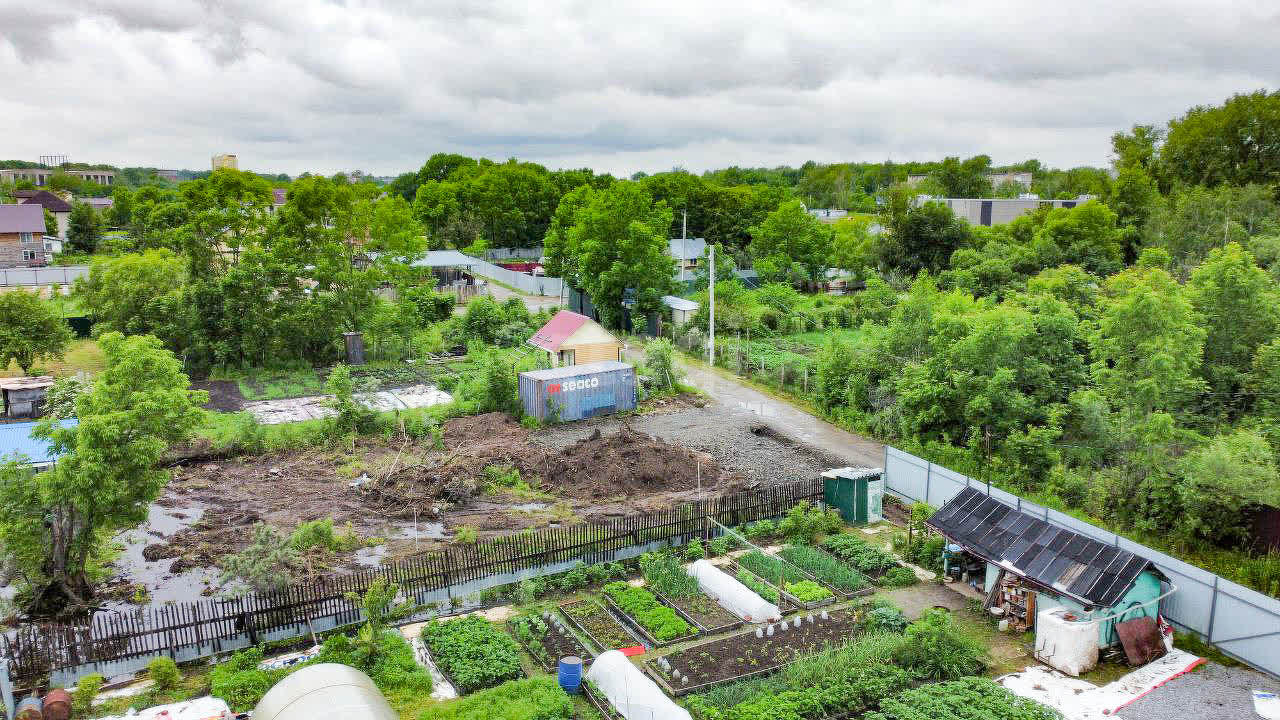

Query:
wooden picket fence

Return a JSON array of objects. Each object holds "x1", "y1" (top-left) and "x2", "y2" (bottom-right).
[{"x1": 1, "y1": 478, "x2": 823, "y2": 683}]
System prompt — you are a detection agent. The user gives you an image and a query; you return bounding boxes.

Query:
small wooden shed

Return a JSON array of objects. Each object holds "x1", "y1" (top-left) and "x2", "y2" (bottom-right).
[
  {"x1": 0, "y1": 375, "x2": 55, "y2": 418},
  {"x1": 528, "y1": 310, "x2": 623, "y2": 367}
]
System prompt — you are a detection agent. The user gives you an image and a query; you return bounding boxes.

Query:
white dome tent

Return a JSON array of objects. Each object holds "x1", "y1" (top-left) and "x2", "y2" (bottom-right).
[
  {"x1": 586, "y1": 650, "x2": 692, "y2": 720},
  {"x1": 687, "y1": 559, "x2": 781, "y2": 622}
]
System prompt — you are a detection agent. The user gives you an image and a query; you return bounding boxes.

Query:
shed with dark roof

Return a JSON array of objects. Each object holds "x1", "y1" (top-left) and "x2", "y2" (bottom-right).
[
  {"x1": 17, "y1": 189, "x2": 73, "y2": 213},
  {"x1": 928, "y1": 487, "x2": 1167, "y2": 644}
]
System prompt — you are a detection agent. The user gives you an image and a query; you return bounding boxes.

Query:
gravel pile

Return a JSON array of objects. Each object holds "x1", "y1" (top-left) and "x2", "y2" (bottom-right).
[
  {"x1": 530, "y1": 405, "x2": 862, "y2": 488},
  {"x1": 1119, "y1": 662, "x2": 1277, "y2": 720}
]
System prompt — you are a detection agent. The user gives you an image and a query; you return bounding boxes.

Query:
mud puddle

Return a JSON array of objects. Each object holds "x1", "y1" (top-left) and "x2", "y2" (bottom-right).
[{"x1": 107, "y1": 503, "x2": 220, "y2": 609}]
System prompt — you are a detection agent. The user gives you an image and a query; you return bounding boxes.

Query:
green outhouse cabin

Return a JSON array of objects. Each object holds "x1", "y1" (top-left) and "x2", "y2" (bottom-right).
[{"x1": 822, "y1": 467, "x2": 884, "y2": 526}]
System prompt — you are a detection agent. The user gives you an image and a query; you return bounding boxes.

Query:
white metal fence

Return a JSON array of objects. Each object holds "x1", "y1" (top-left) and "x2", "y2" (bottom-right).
[
  {"x1": 465, "y1": 255, "x2": 564, "y2": 297},
  {"x1": 485, "y1": 247, "x2": 544, "y2": 260},
  {"x1": 0, "y1": 265, "x2": 89, "y2": 286},
  {"x1": 881, "y1": 445, "x2": 1280, "y2": 678}
]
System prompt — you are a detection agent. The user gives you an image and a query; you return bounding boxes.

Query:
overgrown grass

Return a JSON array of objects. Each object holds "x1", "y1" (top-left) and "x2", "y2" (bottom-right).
[
  {"x1": 4, "y1": 338, "x2": 104, "y2": 378},
  {"x1": 777, "y1": 544, "x2": 869, "y2": 592},
  {"x1": 639, "y1": 551, "x2": 701, "y2": 597}
]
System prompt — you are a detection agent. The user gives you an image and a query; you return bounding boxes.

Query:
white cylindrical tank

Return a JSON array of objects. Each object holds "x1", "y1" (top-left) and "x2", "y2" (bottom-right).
[
  {"x1": 1034, "y1": 607, "x2": 1099, "y2": 677},
  {"x1": 252, "y1": 663, "x2": 398, "y2": 720}
]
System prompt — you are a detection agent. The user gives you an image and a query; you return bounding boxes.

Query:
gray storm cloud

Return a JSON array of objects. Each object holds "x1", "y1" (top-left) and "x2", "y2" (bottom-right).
[{"x1": 0, "y1": 0, "x2": 1275, "y2": 176}]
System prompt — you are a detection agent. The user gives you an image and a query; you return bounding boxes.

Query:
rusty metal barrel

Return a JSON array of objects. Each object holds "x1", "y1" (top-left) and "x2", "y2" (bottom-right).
[{"x1": 42, "y1": 689, "x2": 71, "y2": 720}]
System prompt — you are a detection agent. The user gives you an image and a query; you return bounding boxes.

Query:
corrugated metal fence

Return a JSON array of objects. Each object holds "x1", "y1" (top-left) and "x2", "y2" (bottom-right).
[
  {"x1": 0, "y1": 266, "x2": 88, "y2": 286},
  {"x1": 464, "y1": 255, "x2": 564, "y2": 297},
  {"x1": 883, "y1": 445, "x2": 1280, "y2": 678}
]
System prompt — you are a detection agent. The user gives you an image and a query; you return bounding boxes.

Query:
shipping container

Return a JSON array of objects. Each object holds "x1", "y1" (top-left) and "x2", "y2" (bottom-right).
[{"x1": 520, "y1": 361, "x2": 637, "y2": 422}]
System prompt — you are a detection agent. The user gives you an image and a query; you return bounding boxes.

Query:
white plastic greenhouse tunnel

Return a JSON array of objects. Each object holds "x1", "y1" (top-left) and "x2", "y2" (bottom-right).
[
  {"x1": 687, "y1": 559, "x2": 781, "y2": 622},
  {"x1": 586, "y1": 650, "x2": 693, "y2": 720},
  {"x1": 253, "y1": 663, "x2": 398, "y2": 720}
]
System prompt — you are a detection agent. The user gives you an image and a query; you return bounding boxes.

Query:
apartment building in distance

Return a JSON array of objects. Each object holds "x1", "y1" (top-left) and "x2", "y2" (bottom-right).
[
  {"x1": 914, "y1": 195, "x2": 1096, "y2": 227},
  {"x1": 906, "y1": 170, "x2": 1033, "y2": 190},
  {"x1": 0, "y1": 167, "x2": 115, "y2": 186},
  {"x1": 212, "y1": 154, "x2": 239, "y2": 171}
]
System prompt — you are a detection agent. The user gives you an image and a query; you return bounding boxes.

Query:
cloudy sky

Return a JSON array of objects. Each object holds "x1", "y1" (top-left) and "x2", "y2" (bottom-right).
[{"x1": 1, "y1": 1, "x2": 1276, "y2": 178}]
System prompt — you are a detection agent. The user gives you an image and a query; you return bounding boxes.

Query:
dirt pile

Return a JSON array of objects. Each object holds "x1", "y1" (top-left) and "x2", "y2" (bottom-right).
[{"x1": 372, "y1": 413, "x2": 742, "y2": 513}]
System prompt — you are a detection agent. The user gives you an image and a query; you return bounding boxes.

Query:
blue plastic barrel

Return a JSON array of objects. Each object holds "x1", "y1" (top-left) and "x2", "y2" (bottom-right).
[
  {"x1": 15, "y1": 695, "x2": 43, "y2": 720},
  {"x1": 558, "y1": 655, "x2": 583, "y2": 694}
]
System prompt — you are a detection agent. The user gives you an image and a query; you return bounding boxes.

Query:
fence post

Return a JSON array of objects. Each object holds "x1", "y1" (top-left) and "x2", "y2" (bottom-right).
[
  {"x1": 1, "y1": 661, "x2": 14, "y2": 720},
  {"x1": 1206, "y1": 575, "x2": 1220, "y2": 643},
  {"x1": 924, "y1": 463, "x2": 932, "y2": 505}
]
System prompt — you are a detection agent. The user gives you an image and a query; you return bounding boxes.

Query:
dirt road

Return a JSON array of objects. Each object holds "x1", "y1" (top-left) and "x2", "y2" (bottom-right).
[{"x1": 657, "y1": 349, "x2": 887, "y2": 470}]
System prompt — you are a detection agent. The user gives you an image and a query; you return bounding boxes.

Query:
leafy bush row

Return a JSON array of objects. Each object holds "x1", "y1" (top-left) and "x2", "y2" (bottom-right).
[
  {"x1": 735, "y1": 568, "x2": 779, "y2": 603},
  {"x1": 821, "y1": 534, "x2": 899, "y2": 575},
  {"x1": 419, "y1": 676, "x2": 573, "y2": 720},
  {"x1": 602, "y1": 582, "x2": 695, "y2": 641},
  {"x1": 778, "y1": 544, "x2": 869, "y2": 592},
  {"x1": 423, "y1": 616, "x2": 524, "y2": 693},
  {"x1": 639, "y1": 551, "x2": 701, "y2": 597},
  {"x1": 737, "y1": 550, "x2": 809, "y2": 584},
  {"x1": 784, "y1": 579, "x2": 834, "y2": 602},
  {"x1": 865, "y1": 676, "x2": 1061, "y2": 720},
  {"x1": 684, "y1": 663, "x2": 911, "y2": 720}
]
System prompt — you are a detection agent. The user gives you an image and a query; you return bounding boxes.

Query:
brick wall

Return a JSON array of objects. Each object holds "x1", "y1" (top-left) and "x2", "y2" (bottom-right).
[{"x1": 0, "y1": 234, "x2": 47, "y2": 268}]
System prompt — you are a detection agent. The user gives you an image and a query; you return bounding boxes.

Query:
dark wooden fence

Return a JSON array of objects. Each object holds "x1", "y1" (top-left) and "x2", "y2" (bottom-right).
[{"x1": 1, "y1": 478, "x2": 823, "y2": 683}]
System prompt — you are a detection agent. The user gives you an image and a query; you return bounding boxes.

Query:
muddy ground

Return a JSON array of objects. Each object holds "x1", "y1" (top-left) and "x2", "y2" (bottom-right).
[{"x1": 113, "y1": 398, "x2": 849, "y2": 604}]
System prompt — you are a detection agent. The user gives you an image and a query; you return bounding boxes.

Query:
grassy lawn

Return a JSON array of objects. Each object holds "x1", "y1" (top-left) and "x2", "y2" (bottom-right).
[{"x1": 1, "y1": 338, "x2": 104, "y2": 378}]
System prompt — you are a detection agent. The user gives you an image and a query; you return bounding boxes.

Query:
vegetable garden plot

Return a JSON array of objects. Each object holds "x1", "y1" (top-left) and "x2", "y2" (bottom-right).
[
  {"x1": 644, "y1": 608, "x2": 861, "y2": 695},
  {"x1": 422, "y1": 616, "x2": 525, "y2": 694},
  {"x1": 731, "y1": 554, "x2": 835, "y2": 610},
  {"x1": 602, "y1": 582, "x2": 700, "y2": 646},
  {"x1": 508, "y1": 612, "x2": 594, "y2": 672},
  {"x1": 821, "y1": 534, "x2": 903, "y2": 581},
  {"x1": 560, "y1": 599, "x2": 642, "y2": 652},
  {"x1": 639, "y1": 553, "x2": 744, "y2": 633},
  {"x1": 777, "y1": 544, "x2": 873, "y2": 597},
  {"x1": 653, "y1": 588, "x2": 744, "y2": 635}
]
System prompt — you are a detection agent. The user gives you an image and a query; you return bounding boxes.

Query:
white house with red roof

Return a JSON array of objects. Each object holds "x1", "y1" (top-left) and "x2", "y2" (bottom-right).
[{"x1": 528, "y1": 310, "x2": 623, "y2": 367}]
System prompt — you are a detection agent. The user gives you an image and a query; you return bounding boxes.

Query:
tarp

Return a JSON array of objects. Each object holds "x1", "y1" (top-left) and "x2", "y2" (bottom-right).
[
  {"x1": 586, "y1": 650, "x2": 691, "y2": 720},
  {"x1": 688, "y1": 560, "x2": 780, "y2": 623},
  {"x1": 997, "y1": 649, "x2": 1205, "y2": 720}
]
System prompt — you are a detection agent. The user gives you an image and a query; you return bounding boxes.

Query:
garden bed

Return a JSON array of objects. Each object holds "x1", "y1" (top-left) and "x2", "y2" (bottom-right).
[
  {"x1": 776, "y1": 544, "x2": 875, "y2": 598},
  {"x1": 652, "y1": 588, "x2": 744, "y2": 635},
  {"x1": 560, "y1": 599, "x2": 642, "y2": 652},
  {"x1": 422, "y1": 616, "x2": 525, "y2": 694},
  {"x1": 508, "y1": 612, "x2": 594, "y2": 672},
  {"x1": 601, "y1": 587, "x2": 700, "y2": 647},
  {"x1": 643, "y1": 608, "x2": 860, "y2": 696},
  {"x1": 583, "y1": 681, "x2": 627, "y2": 720},
  {"x1": 729, "y1": 560, "x2": 835, "y2": 611}
]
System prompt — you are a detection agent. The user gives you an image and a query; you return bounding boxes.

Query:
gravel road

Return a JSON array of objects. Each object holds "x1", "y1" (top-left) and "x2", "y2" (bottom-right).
[
  {"x1": 530, "y1": 403, "x2": 863, "y2": 488},
  {"x1": 1119, "y1": 662, "x2": 1277, "y2": 720}
]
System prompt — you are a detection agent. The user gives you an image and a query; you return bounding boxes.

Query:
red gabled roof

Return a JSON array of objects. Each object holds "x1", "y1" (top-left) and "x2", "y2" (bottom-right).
[{"x1": 528, "y1": 310, "x2": 591, "y2": 352}]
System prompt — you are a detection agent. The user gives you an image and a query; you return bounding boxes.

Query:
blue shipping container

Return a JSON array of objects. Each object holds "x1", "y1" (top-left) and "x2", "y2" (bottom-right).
[{"x1": 519, "y1": 361, "x2": 637, "y2": 422}]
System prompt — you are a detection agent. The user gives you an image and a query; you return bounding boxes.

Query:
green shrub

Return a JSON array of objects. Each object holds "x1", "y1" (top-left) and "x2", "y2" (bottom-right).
[
  {"x1": 864, "y1": 605, "x2": 908, "y2": 634},
  {"x1": 419, "y1": 675, "x2": 573, "y2": 720},
  {"x1": 684, "y1": 537, "x2": 706, "y2": 561},
  {"x1": 894, "y1": 609, "x2": 986, "y2": 681},
  {"x1": 454, "y1": 525, "x2": 479, "y2": 544},
  {"x1": 602, "y1": 582, "x2": 694, "y2": 641},
  {"x1": 210, "y1": 648, "x2": 285, "y2": 711},
  {"x1": 880, "y1": 567, "x2": 919, "y2": 587},
  {"x1": 291, "y1": 517, "x2": 362, "y2": 552},
  {"x1": 148, "y1": 656, "x2": 180, "y2": 690},
  {"x1": 685, "y1": 662, "x2": 910, "y2": 720},
  {"x1": 741, "y1": 519, "x2": 776, "y2": 541},
  {"x1": 707, "y1": 537, "x2": 730, "y2": 556},
  {"x1": 423, "y1": 616, "x2": 523, "y2": 693},
  {"x1": 72, "y1": 673, "x2": 105, "y2": 714},
  {"x1": 778, "y1": 501, "x2": 843, "y2": 543}
]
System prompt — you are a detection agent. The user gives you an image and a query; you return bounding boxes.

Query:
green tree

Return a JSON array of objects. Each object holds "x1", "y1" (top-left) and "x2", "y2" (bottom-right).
[
  {"x1": 66, "y1": 202, "x2": 102, "y2": 254},
  {"x1": 875, "y1": 198, "x2": 971, "y2": 275},
  {"x1": 1161, "y1": 90, "x2": 1280, "y2": 187},
  {"x1": 0, "y1": 332, "x2": 205, "y2": 613},
  {"x1": 1187, "y1": 242, "x2": 1280, "y2": 416},
  {"x1": 828, "y1": 215, "x2": 875, "y2": 272},
  {"x1": 0, "y1": 289, "x2": 72, "y2": 374},
  {"x1": 76, "y1": 249, "x2": 188, "y2": 341},
  {"x1": 931, "y1": 155, "x2": 993, "y2": 197},
  {"x1": 747, "y1": 199, "x2": 832, "y2": 286},
  {"x1": 1030, "y1": 201, "x2": 1125, "y2": 276},
  {"x1": 643, "y1": 339, "x2": 682, "y2": 392},
  {"x1": 1178, "y1": 430, "x2": 1280, "y2": 544},
  {"x1": 220, "y1": 523, "x2": 301, "y2": 595},
  {"x1": 1092, "y1": 265, "x2": 1207, "y2": 417},
  {"x1": 561, "y1": 181, "x2": 674, "y2": 327}
]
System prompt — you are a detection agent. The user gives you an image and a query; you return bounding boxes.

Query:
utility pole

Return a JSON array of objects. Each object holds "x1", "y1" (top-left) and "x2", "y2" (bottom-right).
[
  {"x1": 708, "y1": 244, "x2": 715, "y2": 364},
  {"x1": 680, "y1": 210, "x2": 688, "y2": 284}
]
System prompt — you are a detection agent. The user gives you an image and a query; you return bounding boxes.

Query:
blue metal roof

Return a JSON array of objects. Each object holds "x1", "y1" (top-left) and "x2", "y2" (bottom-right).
[{"x1": 0, "y1": 419, "x2": 76, "y2": 466}]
